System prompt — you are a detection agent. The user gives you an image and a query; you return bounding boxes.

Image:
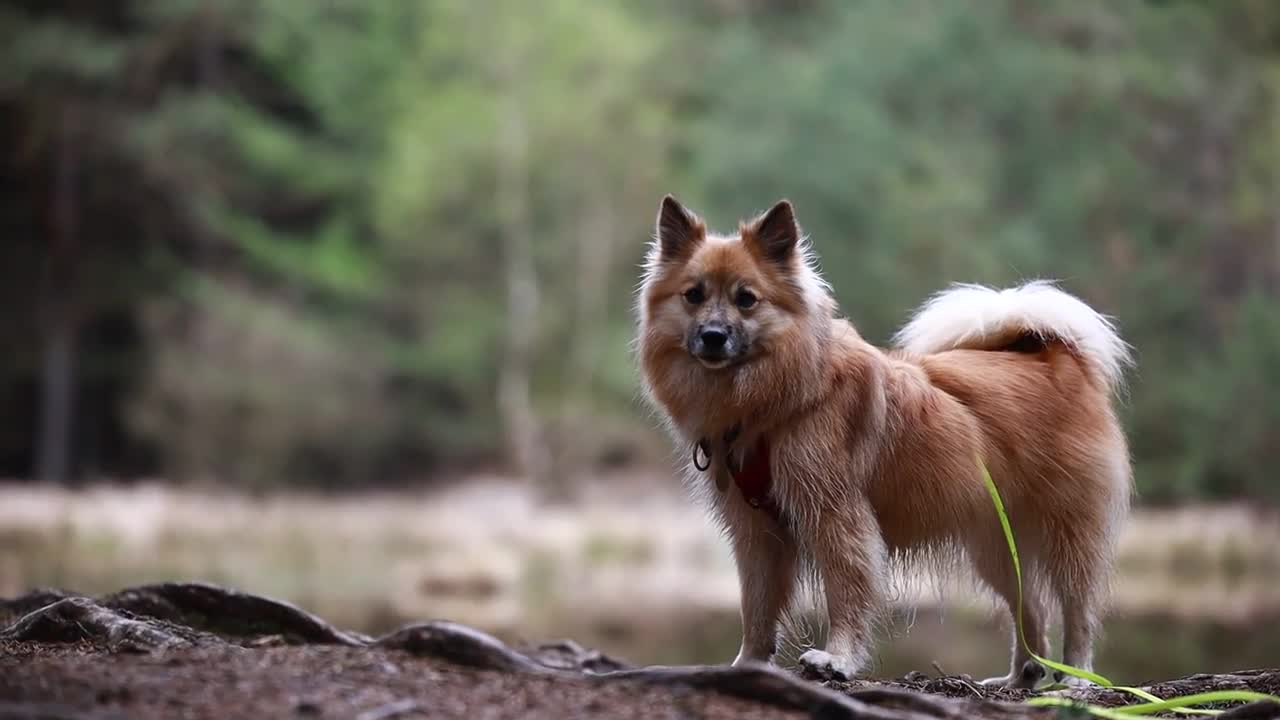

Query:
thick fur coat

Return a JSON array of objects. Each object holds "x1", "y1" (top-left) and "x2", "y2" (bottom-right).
[{"x1": 636, "y1": 196, "x2": 1132, "y2": 687}]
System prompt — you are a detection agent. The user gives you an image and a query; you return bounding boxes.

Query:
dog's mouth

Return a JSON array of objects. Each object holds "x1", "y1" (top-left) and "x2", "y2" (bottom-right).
[
  {"x1": 690, "y1": 345, "x2": 751, "y2": 370},
  {"x1": 695, "y1": 355, "x2": 733, "y2": 370},
  {"x1": 687, "y1": 326, "x2": 749, "y2": 370}
]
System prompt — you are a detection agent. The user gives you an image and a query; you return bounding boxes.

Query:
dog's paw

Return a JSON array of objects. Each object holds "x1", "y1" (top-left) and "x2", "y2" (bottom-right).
[
  {"x1": 980, "y1": 674, "x2": 1023, "y2": 689},
  {"x1": 1051, "y1": 671, "x2": 1099, "y2": 690},
  {"x1": 798, "y1": 649, "x2": 858, "y2": 681},
  {"x1": 981, "y1": 661, "x2": 1045, "y2": 690}
]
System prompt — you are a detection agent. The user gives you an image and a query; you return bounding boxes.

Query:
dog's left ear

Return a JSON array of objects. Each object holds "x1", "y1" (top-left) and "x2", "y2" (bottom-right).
[{"x1": 743, "y1": 200, "x2": 800, "y2": 265}]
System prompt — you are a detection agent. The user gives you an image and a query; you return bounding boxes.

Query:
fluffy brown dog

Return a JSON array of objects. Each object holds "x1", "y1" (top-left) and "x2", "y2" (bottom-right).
[{"x1": 636, "y1": 196, "x2": 1132, "y2": 687}]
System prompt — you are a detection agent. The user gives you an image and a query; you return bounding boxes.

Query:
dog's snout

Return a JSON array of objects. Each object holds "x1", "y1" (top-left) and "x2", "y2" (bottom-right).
[
  {"x1": 687, "y1": 321, "x2": 744, "y2": 366},
  {"x1": 699, "y1": 324, "x2": 730, "y2": 350}
]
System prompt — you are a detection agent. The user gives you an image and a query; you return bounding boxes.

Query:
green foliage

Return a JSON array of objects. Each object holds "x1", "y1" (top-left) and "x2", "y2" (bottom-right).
[
  {"x1": 0, "y1": 7, "x2": 127, "y2": 91},
  {"x1": 685, "y1": 0, "x2": 1280, "y2": 502},
  {"x1": 2, "y1": 0, "x2": 1278, "y2": 498}
]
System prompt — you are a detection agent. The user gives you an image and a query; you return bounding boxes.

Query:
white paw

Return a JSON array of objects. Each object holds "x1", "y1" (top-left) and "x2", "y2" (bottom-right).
[
  {"x1": 981, "y1": 661, "x2": 1045, "y2": 689},
  {"x1": 1054, "y1": 673, "x2": 1099, "y2": 690},
  {"x1": 980, "y1": 674, "x2": 1023, "y2": 689},
  {"x1": 798, "y1": 649, "x2": 858, "y2": 681}
]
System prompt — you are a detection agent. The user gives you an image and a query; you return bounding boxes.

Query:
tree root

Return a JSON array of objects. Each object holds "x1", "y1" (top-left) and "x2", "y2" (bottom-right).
[
  {"x1": 374, "y1": 621, "x2": 556, "y2": 674},
  {"x1": 3, "y1": 583, "x2": 1278, "y2": 719},
  {"x1": 0, "y1": 597, "x2": 201, "y2": 652},
  {"x1": 101, "y1": 582, "x2": 368, "y2": 645}
]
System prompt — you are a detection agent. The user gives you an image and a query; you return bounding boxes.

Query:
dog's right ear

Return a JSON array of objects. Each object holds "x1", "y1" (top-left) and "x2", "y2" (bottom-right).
[{"x1": 656, "y1": 194, "x2": 705, "y2": 261}]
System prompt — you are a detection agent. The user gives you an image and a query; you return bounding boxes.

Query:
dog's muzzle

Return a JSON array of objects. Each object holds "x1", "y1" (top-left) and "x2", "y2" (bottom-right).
[{"x1": 688, "y1": 322, "x2": 741, "y2": 366}]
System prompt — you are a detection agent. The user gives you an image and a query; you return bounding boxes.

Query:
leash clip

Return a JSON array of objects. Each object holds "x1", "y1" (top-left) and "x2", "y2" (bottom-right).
[{"x1": 693, "y1": 438, "x2": 711, "y2": 472}]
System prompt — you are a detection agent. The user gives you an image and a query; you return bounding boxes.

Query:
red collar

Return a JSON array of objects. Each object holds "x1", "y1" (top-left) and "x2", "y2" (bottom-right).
[{"x1": 732, "y1": 436, "x2": 774, "y2": 511}]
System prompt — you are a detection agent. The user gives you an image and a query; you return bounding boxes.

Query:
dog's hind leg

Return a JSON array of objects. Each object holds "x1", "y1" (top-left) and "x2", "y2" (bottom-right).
[
  {"x1": 1047, "y1": 456, "x2": 1128, "y2": 686},
  {"x1": 1057, "y1": 582, "x2": 1099, "y2": 684},
  {"x1": 972, "y1": 537, "x2": 1050, "y2": 689},
  {"x1": 727, "y1": 502, "x2": 797, "y2": 665},
  {"x1": 1047, "y1": 516, "x2": 1114, "y2": 684},
  {"x1": 1045, "y1": 531, "x2": 1108, "y2": 687}
]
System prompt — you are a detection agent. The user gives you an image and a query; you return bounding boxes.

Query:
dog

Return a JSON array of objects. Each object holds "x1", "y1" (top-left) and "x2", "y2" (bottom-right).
[{"x1": 636, "y1": 195, "x2": 1132, "y2": 687}]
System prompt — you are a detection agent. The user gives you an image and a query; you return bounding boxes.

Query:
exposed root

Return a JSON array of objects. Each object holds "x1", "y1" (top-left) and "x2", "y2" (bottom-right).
[
  {"x1": 0, "y1": 597, "x2": 201, "y2": 652},
  {"x1": 2, "y1": 584, "x2": 1277, "y2": 720},
  {"x1": 374, "y1": 621, "x2": 555, "y2": 674},
  {"x1": 101, "y1": 582, "x2": 368, "y2": 646}
]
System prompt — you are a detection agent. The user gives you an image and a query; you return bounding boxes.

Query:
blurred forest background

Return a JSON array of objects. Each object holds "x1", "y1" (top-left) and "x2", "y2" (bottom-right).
[
  {"x1": 3, "y1": 0, "x2": 1280, "y2": 680},
  {"x1": 4, "y1": 0, "x2": 1280, "y2": 501}
]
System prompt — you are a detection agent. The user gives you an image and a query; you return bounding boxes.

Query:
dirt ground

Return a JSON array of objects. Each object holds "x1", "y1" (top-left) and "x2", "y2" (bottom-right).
[
  {"x1": 1, "y1": 584, "x2": 1277, "y2": 720},
  {"x1": 0, "y1": 640, "x2": 810, "y2": 720}
]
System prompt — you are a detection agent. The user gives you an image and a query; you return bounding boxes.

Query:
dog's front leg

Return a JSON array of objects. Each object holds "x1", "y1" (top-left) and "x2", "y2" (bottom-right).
[
  {"x1": 798, "y1": 501, "x2": 886, "y2": 680},
  {"x1": 726, "y1": 501, "x2": 796, "y2": 666}
]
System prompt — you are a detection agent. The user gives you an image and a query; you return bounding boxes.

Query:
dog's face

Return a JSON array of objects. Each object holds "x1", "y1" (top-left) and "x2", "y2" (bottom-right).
[{"x1": 641, "y1": 196, "x2": 816, "y2": 372}]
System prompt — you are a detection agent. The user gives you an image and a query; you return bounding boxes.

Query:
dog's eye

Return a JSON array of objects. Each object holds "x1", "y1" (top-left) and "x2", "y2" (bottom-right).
[
  {"x1": 683, "y1": 285, "x2": 705, "y2": 305},
  {"x1": 735, "y1": 289, "x2": 757, "y2": 309}
]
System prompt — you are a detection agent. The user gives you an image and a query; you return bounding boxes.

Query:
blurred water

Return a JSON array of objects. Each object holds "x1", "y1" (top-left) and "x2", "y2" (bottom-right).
[
  {"x1": 540, "y1": 605, "x2": 1280, "y2": 683},
  {"x1": 1, "y1": 480, "x2": 1276, "y2": 681}
]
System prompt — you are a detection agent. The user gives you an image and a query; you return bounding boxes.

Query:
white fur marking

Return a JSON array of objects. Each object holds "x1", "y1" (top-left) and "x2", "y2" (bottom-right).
[{"x1": 892, "y1": 281, "x2": 1133, "y2": 393}]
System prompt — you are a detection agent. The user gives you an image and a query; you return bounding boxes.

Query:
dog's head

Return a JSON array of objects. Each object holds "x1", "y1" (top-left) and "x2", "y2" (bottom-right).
[{"x1": 638, "y1": 195, "x2": 831, "y2": 374}]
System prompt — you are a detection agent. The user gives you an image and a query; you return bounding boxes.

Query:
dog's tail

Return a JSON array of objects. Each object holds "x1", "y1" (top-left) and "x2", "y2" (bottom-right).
[{"x1": 892, "y1": 281, "x2": 1132, "y2": 393}]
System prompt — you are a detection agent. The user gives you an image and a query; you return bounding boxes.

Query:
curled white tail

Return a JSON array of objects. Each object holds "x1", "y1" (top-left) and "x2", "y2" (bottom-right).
[{"x1": 893, "y1": 281, "x2": 1133, "y2": 393}]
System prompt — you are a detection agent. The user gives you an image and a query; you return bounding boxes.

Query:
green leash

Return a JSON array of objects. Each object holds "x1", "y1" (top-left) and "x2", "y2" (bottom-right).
[{"x1": 979, "y1": 459, "x2": 1279, "y2": 716}]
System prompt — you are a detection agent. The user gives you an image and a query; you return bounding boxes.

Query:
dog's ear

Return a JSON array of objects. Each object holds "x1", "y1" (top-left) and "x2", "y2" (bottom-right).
[
  {"x1": 743, "y1": 200, "x2": 800, "y2": 265},
  {"x1": 656, "y1": 194, "x2": 705, "y2": 261}
]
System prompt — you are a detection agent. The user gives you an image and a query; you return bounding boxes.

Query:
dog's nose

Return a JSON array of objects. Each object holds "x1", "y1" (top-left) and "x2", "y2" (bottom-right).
[{"x1": 699, "y1": 325, "x2": 729, "y2": 350}]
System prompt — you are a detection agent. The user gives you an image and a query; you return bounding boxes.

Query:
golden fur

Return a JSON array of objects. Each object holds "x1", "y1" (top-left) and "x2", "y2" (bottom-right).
[{"x1": 636, "y1": 196, "x2": 1132, "y2": 687}]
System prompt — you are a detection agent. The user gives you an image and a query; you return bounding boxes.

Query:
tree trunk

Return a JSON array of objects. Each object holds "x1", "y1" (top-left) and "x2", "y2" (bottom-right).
[
  {"x1": 558, "y1": 180, "x2": 615, "y2": 493},
  {"x1": 36, "y1": 314, "x2": 77, "y2": 484},
  {"x1": 36, "y1": 109, "x2": 80, "y2": 485},
  {"x1": 1272, "y1": 186, "x2": 1279, "y2": 295},
  {"x1": 495, "y1": 49, "x2": 551, "y2": 494}
]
